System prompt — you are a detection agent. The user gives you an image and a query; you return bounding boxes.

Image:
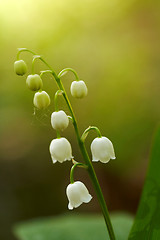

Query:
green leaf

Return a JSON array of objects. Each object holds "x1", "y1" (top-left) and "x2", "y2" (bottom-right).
[
  {"x1": 128, "y1": 126, "x2": 160, "y2": 239},
  {"x1": 13, "y1": 213, "x2": 133, "y2": 240}
]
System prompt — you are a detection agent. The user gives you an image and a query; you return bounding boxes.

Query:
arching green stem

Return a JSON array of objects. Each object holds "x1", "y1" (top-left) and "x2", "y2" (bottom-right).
[
  {"x1": 50, "y1": 74, "x2": 116, "y2": 240},
  {"x1": 17, "y1": 48, "x2": 57, "y2": 76},
  {"x1": 70, "y1": 162, "x2": 88, "y2": 184},
  {"x1": 81, "y1": 126, "x2": 102, "y2": 142},
  {"x1": 54, "y1": 90, "x2": 64, "y2": 112},
  {"x1": 58, "y1": 68, "x2": 79, "y2": 80},
  {"x1": 17, "y1": 48, "x2": 116, "y2": 240},
  {"x1": 68, "y1": 115, "x2": 73, "y2": 122},
  {"x1": 40, "y1": 70, "x2": 53, "y2": 78},
  {"x1": 17, "y1": 48, "x2": 36, "y2": 60},
  {"x1": 32, "y1": 55, "x2": 41, "y2": 74}
]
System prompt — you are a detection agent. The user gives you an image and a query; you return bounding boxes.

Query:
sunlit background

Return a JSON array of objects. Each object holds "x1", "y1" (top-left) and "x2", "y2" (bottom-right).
[{"x1": 0, "y1": 0, "x2": 160, "y2": 239}]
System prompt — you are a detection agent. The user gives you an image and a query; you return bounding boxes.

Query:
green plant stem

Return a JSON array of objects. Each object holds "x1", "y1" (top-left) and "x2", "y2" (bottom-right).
[
  {"x1": 53, "y1": 74, "x2": 116, "y2": 240},
  {"x1": 70, "y1": 162, "x2": 88, "y2": 184},
  {"x1": 54, "y1": 90, "x2": 64, "y2": 111},
  {"x1": 17, "y1": 48, "x2": 116, "y2": 240},
  {"x1": 58, "y1": 68, "x2": 79, "y2": 80},
  {"x1": 31, "y1": 55, "x2": 41, "y2": 74},
  {"x1": 81, "y1": 126, "x2": 102, "y2": 141},
  {"x1": 56, "y1": 130, "x2": 61, "y2": 139}
]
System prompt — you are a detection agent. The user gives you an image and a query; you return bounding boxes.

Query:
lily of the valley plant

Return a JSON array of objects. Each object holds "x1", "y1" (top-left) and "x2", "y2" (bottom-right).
[{"x1": 14, "y1": 48, "x2": 116, "y2": 240}]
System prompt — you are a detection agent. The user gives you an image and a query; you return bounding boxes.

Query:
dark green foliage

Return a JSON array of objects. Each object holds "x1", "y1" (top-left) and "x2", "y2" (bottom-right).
[{"x1": 128, "y1": 126, "x2": 160, "y2": 239}]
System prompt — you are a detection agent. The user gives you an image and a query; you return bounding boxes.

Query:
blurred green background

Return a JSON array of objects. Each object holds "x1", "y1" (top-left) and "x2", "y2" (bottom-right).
[{"x1": 0, "y1": 0, "x2": 160, "y2": 239}]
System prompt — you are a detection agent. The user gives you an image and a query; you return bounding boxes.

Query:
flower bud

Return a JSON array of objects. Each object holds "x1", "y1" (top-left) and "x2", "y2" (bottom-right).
[
  {"x1": 49, "y1": 137, "x2": 73, "y2": 163},
  {"x1": 33, "y1": 91, "x2": 50, "y2": 109},
  {"x1": 91, "y1": 136, "x2": 115, "y2": 163},
  {"x1": 14, "y1": 60, "x2": 27, "y2": 76},
  {"x1": 66, "y1": 181, "x2": 92, "y2": 210},
  {"x1": 51, "y1": 110, "x2": 69, "y2": 131},
  {"x1": 70, "y1": 80, "x2": 88, "y2": 98},
  {"x1": 26, "y1": 74, "x2": 43, "y2": 91}
]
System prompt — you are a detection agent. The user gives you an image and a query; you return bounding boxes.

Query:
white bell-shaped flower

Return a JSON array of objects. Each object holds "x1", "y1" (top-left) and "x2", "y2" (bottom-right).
[
  {"x1": 66, "y1": 181, "x2": 92, "y2": 210},
  {"x1": 33, "y1": 91, "x2": 50, "y2": 109},
  {"x1": 70, "y1": 80, "x2": 88, "y2": 98},
  {"x1": 91, "y1": 137, "x2": 115, "y2": 163},
  {"x1": 26, "y1": 74, "x2": 43, "y2": 91},
  {"x1": 49, "y1": 137, "x2": 73, "y2": 163},
  {"x1": 14, "y1": 60, "x2": 27, "y2": 76},
  {"x1": 51, "y1": 110, "x2": 69, "y2": 131}
]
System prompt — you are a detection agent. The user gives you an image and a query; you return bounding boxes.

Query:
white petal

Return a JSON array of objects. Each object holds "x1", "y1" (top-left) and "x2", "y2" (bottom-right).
[
  {"x1": 102, "y1": 137, "x2": 115, "y2": 159},
  {"x1": 51, "y1": 157, "x2": 57, "y2": 164},
  {"x1": 100, "y1": 157, "x2": 110, "y2": 163},
  {"x1": 70, "y1": 81, "x2": 88, "y2": 98},
  {"x1": 66, "y1": 183, "x2": 82, "y2": 208},
  {"x1": 66, "y1": 181, "x2": 92, "y2": 210},
  {"x1": 68, "y1": 203, "x2": 73, "y2": 210},
  {"x1": 51, "y1": 110, "x2": 69, "y2": 131},
  {"x1": 82, "y1": 194, "x2": 92, "y2": 203},
  {"x1": 74, "y1": 181, "x2": 92, "y2": 204},
  {"x1": 49, "y1": 138, "x2": 72, "y2": 163},
  {"x1": 91, "y1": 137, "x2": 115, "y2": 163},
  {"x1": 92, "y1": 159, "x2": 99, "y2": 162}
]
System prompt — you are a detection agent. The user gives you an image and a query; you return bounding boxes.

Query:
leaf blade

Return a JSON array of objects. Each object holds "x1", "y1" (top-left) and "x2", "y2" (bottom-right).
[
  {"x1": 13, "y1": 213, "x2": 133, "y2": 240},
  {"x1": 128, "y1": 126, "x2": 160, "y2": 239}
]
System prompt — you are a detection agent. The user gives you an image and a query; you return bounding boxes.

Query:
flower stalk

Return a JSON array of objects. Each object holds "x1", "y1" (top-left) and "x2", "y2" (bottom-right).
[
  {"x1": 15, "y1": 48, "x2": 116, "y2": 240},
  {"x1": 70, "y1": 162, "x2": 88, "y2": 184},
  {"x1": 58, "y1": 67, "x2": 79, "y2": 80},
  {"x1": 54, "y1": 90, "x2": 64, "y2": 112},
  {"x1": 81, "y1": 126, "x2": 102, "y2": 142}
]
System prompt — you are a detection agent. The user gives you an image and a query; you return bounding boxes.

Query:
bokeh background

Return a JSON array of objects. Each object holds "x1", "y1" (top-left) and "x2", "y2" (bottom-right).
[{"x1": 0, "y1": 0, "x2": 160, "y2": 239}]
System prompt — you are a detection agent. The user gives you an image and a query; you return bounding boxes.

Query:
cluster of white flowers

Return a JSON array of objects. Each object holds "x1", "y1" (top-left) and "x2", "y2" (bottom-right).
[
  {"x1": 14, "y1": 56, "x2": 115, "y2": 211},
  {"x1": 49, "y1": 84, "x2": 115, "y2": 210}
]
